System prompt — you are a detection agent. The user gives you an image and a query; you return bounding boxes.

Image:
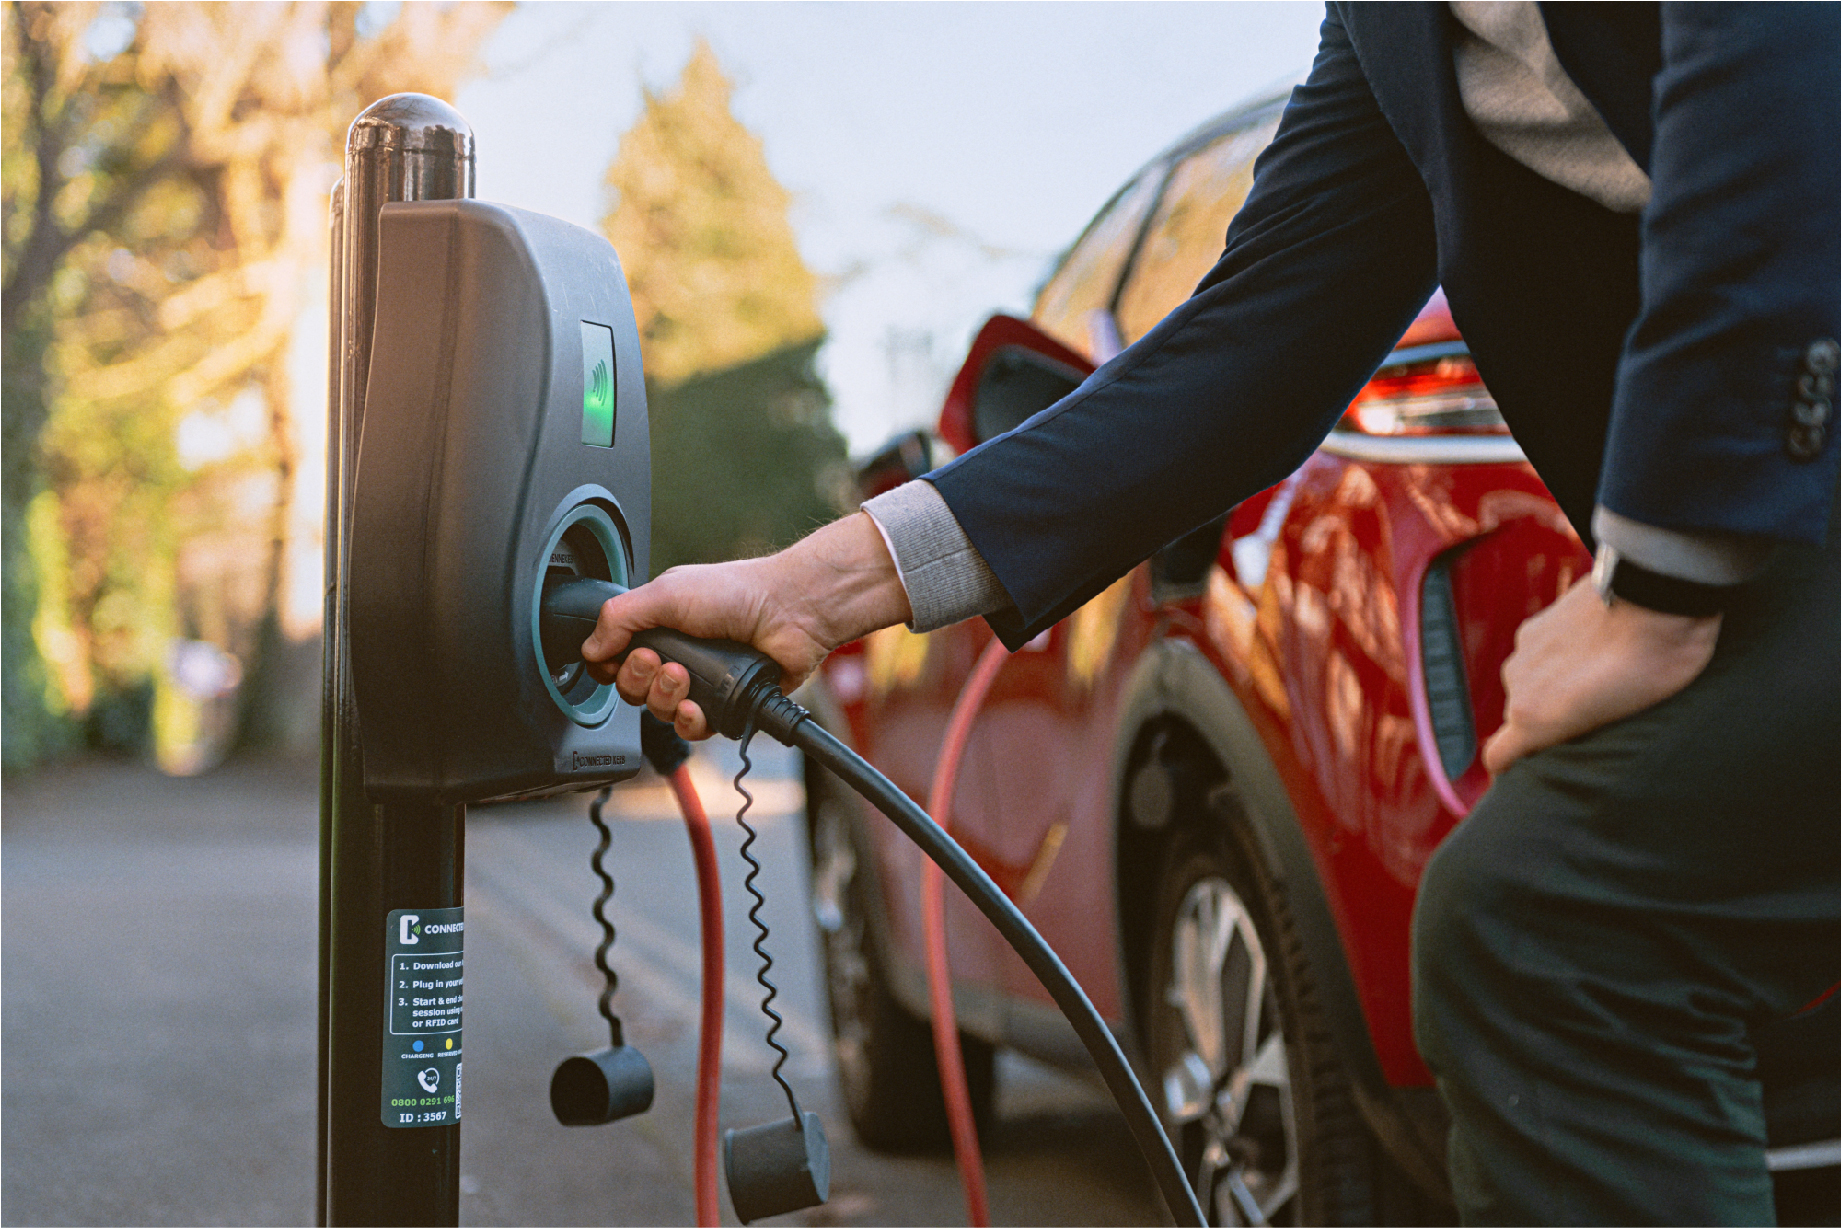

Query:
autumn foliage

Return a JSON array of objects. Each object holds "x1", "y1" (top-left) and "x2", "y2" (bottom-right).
[{"x1": 2, "y1": 1, "x2": 506, "y2": 770}]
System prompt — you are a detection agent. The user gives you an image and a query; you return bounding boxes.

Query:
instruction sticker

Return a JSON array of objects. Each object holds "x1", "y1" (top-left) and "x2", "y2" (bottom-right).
[{"x1": 381, "y1": 907, "x2": 464, "y2": 1128}]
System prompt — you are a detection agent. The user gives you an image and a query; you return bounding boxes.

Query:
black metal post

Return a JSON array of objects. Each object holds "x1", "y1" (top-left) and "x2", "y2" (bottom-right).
[
  {"x1": 316, "y1": 174, "x2": 342, "y2": 1228},
  {"x1": 318, "y1": 95, "x2": 474, "y2": 1228}
]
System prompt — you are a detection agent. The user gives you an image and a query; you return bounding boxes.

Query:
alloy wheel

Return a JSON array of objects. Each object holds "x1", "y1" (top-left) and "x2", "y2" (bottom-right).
[
  {"x1": 1160, "y1": 875, "x2": 1301, "y2": 1225},
  {"x1": 810, "y1": 798, "x2": 874, "y2": 1090}
]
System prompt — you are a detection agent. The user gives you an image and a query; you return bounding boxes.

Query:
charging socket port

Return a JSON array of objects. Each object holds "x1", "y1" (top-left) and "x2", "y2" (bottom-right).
[{"x1": 532, "y1": 501, "x2": 629, "y2": 724}]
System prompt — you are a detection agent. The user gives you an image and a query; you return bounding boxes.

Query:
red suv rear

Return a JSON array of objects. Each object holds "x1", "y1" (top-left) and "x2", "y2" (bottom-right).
[{"x1": 804, "y1": 92, "x2": 1841, "y2": 1224}]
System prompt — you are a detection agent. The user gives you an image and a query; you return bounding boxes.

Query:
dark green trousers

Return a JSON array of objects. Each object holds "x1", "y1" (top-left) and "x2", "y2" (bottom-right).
[{"x1": 1412, "y1": 514, "x2": 1841, "y2": 1225}]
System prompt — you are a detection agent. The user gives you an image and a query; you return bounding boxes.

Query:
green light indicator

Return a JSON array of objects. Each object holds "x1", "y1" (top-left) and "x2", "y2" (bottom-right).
[{"x1": 580, "y1": 322, "x2": 616, "y2": 447}]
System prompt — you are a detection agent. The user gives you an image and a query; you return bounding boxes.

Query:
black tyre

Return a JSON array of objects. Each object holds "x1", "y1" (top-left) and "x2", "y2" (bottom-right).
[
  {"x1": 1145, "y1": 829, "x2": 1390, "y2": 1225},
  {"x1": 807, "y1": 768, "x2": 995, "y2": 1151}
]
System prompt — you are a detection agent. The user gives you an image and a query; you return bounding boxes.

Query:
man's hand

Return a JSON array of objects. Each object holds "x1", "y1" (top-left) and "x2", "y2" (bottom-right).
[
  {"x1": 580, "y1": 512, "x2": 912, "y2": 740},
  {"x1": 1483, "y1": 577, "x2": 1721, "y2": 775}
]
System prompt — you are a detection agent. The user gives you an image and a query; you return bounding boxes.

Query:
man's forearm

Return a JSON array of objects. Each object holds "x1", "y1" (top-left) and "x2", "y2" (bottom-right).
[{"x1": 786, "y1": 510, "x2": 918, "y2": 647}]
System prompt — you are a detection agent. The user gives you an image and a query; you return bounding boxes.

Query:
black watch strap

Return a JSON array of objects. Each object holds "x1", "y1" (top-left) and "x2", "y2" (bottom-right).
[{"x1": 1593, "y1": 548, "x2": 1738, "y2": 617}]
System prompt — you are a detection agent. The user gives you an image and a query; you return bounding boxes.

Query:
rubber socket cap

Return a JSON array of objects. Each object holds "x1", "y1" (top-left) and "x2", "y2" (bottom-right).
[
  {"x1": 550, "y1": 1044, "x2": 654, "y2": 1126},
  {"x1": 723, "y1": 1112, "x2": 830, "y2": 1224}
]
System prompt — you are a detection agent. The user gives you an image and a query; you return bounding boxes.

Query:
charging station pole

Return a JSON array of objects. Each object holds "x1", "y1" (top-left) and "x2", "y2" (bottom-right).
[{"x1": 319, "y1": 95, "x2": 474, "y2": 1227}]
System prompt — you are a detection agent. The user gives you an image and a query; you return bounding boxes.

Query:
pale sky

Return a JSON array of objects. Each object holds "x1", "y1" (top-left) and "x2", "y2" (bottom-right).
[{"x1": 455, "y1": 1, "x2": 1325, "y2": 451}]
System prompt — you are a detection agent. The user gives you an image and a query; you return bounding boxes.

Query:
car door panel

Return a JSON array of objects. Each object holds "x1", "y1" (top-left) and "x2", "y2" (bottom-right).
[{"x1": 1202, "y1": 445, "x2": 1583, "y2": 1085}]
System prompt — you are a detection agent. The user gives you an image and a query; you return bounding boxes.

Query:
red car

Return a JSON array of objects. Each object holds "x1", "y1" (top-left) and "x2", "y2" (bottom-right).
[{"x1": 803, "y1": 93, "x2": 1841, "y2": 1224}]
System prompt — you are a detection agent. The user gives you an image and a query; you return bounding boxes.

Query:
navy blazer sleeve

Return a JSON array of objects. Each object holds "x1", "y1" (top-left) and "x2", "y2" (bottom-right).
[
  {"x1": 1599, "y1": 3, "x2": 1841, "y2": 544},
  {"x1": 929, "y1": 8, "x2": 1438, "y2": 647}
]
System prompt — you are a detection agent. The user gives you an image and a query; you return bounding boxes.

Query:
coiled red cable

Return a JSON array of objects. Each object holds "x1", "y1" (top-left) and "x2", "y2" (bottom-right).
[
  {"x1": 924, "y1": 637, "x2": 1011, "y2": 1228},
  {"x1": 671, "y1": 637, "x2": 1005, "y2": 1228},
  {"x1": 667, "y1": 764, "x2": 724, "y2": 1228}
]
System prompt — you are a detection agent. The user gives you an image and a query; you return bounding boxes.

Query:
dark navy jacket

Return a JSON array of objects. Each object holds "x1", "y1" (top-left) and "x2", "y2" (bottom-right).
[{"x1": 929, "y1": 3, "x2": 1841, "y2": 647}]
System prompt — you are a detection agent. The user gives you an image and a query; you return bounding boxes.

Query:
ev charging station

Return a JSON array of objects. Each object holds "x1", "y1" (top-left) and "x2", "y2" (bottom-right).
[
  {"x1": 319, "y1": 92, "x2": 808, "y2": 1228},
  {"x1": 319, "y1": 93, "x2": 1205, "y2": 1228},
  {"x1": 319, "y1": 91, "x2": 818, "y2": 1227},
  {"x1": 319, "y1": 92, "x2": 655, "y2": 1224}
]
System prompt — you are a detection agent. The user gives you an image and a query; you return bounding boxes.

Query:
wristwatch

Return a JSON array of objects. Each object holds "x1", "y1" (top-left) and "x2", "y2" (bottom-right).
[{"x1": 1590, "y1": 545, "x2": 1738, "y2": 617}]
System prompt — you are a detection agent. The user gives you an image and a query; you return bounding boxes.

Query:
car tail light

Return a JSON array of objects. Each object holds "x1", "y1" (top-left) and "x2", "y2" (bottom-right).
[{"x1": 1339, "y1": 352, "x2": 1508, "y2": 436}]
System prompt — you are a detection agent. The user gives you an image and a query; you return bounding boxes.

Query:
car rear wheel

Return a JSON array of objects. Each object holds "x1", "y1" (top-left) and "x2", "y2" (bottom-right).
[
  {"x1": 808, "y1": 771, "x2": 994, "y2": 1151},
  {"x1": 1147, "y1": 831, "x2": 1384, "y2": 1225}
]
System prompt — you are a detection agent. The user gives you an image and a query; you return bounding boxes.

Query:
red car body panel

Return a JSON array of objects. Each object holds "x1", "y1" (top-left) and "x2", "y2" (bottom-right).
[{"x1": 1190, "y1": 451, "x2": 1585, "y2": 1083}]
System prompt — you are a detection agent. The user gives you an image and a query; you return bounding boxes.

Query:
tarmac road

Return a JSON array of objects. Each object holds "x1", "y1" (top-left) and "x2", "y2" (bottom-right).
[{"x1": 2, "y1": 747, "x2": 1163, "y2": 1227}]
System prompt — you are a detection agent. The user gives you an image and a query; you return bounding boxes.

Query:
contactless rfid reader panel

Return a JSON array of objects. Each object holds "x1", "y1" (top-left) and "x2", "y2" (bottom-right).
[{"x1": 350, "y1": 200, "x2": 650, "y2": 804}]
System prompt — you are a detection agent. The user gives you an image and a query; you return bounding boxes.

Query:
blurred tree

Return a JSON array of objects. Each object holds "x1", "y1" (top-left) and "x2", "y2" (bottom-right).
[
  {"x1": 601, "y1": 41, "x2": 848, "y2": 572},
  {"x1": 2, "y1": 1, "x2": 507, "y2": 772}
]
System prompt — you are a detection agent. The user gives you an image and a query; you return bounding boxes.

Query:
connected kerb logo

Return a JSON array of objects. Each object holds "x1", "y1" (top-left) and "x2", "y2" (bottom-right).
[{"x1": 398, "y1": 914, "x2": 467, "y2": 945}]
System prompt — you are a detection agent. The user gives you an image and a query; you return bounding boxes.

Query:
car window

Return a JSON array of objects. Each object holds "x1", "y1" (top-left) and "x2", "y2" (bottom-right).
[
  {"x1": 1032, "y1": 167, "x2": 1164, "y2": 361},
  {"x1": 1113, "y1": 119, "x2": 1280, "y2": 345},
  {"x1": 973, "y1": 346, "x2": 1086, "y2": 443}
]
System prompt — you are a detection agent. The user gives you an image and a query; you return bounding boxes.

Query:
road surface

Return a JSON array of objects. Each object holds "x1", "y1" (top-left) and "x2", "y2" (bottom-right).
[{"x1": 3, "y1": 747, "x2": 1163, "y2": 1227}]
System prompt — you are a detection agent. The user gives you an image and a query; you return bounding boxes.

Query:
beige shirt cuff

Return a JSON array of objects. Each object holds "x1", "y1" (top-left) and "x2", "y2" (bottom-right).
[
  {"x1": 861, "y1": 480, "x2": 1012, "y2": 633},
  {"x1": 1592, "y1": 506, "x2": 1775, "y2": 586}
]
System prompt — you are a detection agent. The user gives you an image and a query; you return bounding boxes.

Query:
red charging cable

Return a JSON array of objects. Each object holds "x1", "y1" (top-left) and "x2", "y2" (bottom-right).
[
  {"x1": 925, "y1": 637, "x2": 1011, "y2": 1228},
  {"x1": 666, "y1": 635, "x2": 1005, "y2": 1228},
  {"x1": 667, "y1": 764, "x2": 725, "y2": 1228}
]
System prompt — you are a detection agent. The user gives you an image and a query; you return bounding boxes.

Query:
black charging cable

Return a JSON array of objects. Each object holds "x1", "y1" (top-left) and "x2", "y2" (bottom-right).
[
  {"x1": 548, "y1": 713, "x2": 709, "y2": 1131},
  {"x1": 543, "y1": 577, "x2": 1208, "y2": 1227},
  {"x1": 585, "y1": 784, "x2": 627, "y2": 1051},
  {"x1": 547, "y1": 717, "x2": 696, "y2": 1132},
  {"x1": 731, "y1": 723, "x2": 806, "y2": 1123}
]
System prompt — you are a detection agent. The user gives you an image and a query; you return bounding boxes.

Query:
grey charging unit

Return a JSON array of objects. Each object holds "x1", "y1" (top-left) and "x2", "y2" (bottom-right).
[{"x1": 350, "y1": 198, "x2": 650, "y2": 802}]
